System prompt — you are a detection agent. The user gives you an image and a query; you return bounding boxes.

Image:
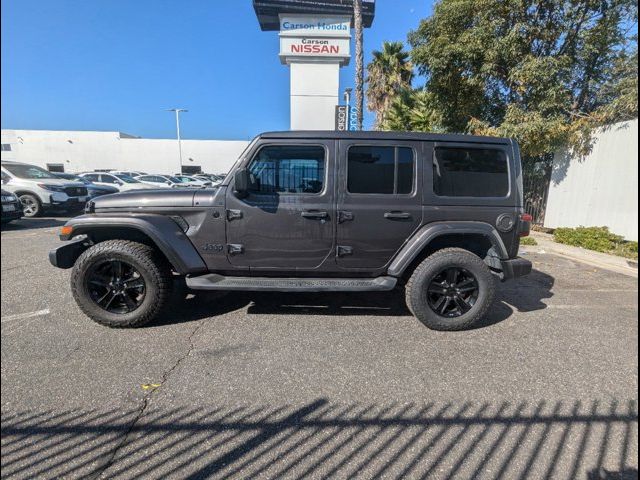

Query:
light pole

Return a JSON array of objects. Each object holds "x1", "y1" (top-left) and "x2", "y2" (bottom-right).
[
  {"x1": 167, "y1": 108, "x2": 188, "y2": 174},
  {"x1": 343, "y1": 88, "x2": 352, "y2": 130}
]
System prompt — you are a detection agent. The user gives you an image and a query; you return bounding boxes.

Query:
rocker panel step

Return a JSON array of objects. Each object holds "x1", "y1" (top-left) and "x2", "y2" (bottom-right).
[{"x1": 186, "y1": 274, "x2": 397, "y2": 292}]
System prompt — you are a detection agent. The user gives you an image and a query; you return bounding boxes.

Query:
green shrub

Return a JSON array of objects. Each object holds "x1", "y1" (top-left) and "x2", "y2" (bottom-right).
[
  {"x1": 612, "y1": 241, "x2": 639, "y2": 260},
  {"x1": 553, "y1": 226, "x2": 638, "y2": 260},
  {"x1": 519, "y1": 236, "x2": 538, "y2": 246}
]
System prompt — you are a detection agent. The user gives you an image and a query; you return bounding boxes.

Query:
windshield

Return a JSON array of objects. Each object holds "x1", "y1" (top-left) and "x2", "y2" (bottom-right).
[
  {"x1": 167, "y1": 176, "x2": 181, "y2": 183},
  {"x1": 3, "y1": 163, "x2": 59, "y2": 179},
  {"x1": 176, "y1": 176, "x2": 194, "y2": 183},
  {"x1": 114, "y1": 174, "x2": 141, "y2": 184}
]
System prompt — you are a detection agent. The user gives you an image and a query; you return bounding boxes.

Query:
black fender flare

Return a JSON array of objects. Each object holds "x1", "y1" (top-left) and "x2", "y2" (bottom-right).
[
  {"x1": 53, "y1": 213, "x2": 207, "y2": 274},
  {"x1": 387, "y1": 221, "x2": 509, "y2": 277}
]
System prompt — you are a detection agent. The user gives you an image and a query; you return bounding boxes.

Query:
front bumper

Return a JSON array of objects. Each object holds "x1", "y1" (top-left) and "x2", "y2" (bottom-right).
[
  {"x1": 49, "y1": 194, "x2": 89, "y2": 209},
  {"x1": 500, "y1": 257, "x2": 533, "y2": 280},
  {"x1": 49, "y1": 237, "x2": 90, "y2": 269}
]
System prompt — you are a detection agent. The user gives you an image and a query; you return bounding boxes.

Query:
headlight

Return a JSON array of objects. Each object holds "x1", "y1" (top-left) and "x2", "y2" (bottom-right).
[{"x1": 37, "y1": 183, "x2": 65, "y2": 192}]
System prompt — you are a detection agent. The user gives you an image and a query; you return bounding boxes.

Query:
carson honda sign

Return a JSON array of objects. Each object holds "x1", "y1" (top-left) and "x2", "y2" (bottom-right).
[
  {"x1": 279, "y1": 14, "x2": 351, "y2": 66},
  {"x1": 279, "y1": 15, "x2": 351, "y2": 36}
]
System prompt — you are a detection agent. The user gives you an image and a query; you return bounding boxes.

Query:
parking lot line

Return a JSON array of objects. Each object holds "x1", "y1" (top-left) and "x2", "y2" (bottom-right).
[{"x1": 1, "y1": 309, "x2": 50, "y2": 323}]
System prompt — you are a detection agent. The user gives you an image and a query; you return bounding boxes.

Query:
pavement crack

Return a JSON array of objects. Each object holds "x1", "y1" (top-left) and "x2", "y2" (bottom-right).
[
  {"x1": 157, "y1": 322, "x2": 204, "y2": 388},
  {"x1": 88, "y1": 322, "x2": 204, "y2": 479}
]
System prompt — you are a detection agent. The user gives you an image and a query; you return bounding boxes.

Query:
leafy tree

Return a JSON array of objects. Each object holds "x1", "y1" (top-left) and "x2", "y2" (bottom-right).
[
  {"x1": 366, "y1": 41, "x2": 414, "y2": 128},
  {"x1": 379, "y1": 0, "x2": 638, "y2": 158}
]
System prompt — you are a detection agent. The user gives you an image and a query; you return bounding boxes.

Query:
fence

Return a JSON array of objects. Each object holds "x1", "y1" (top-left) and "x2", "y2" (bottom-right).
[{"x1": 523, "y1": 160, "x2": 553, "y2": 225}]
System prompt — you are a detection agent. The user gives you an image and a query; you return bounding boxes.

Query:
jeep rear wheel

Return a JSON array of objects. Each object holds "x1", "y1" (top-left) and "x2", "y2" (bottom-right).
[
  {"x1": 406, "y1": 248, "x2": 495, "y2": 331},
  {"x1": 71, "y1": 240, "x2": 172, "y2": 328}
]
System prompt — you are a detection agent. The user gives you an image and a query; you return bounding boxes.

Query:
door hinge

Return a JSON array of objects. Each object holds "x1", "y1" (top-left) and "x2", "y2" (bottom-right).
[
  {"x1": 228, "y1": 244, "x2": 244, "y2": 255},
  {"x1": 337, "y1": 245, "x2": 353, "y2": 257},
  {"x1": 226, "y1": 209, "x2": 243, "y2": 221},
  {"x1": 338, "y1": 211, "x2": 354, "y2": 223}
]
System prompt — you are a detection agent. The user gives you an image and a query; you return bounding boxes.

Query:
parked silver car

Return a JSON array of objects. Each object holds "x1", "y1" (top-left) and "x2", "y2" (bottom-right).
[{"x1": 1, "y1": 161, "x2": 89, "y2": 217}]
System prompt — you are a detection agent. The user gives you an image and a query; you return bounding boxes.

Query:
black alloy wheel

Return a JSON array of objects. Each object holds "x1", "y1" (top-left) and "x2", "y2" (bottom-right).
[
  {"x1": 426, "y1": 267, "x2": 479, "y2": 318},
  {"x1": 87, "y1": 259, "x2": 146, "y2": 314}
]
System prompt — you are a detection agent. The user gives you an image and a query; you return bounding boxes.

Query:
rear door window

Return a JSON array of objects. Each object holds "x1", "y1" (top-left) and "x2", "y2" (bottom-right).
[
  {"x1": 347, "y1": 146, "x2": 415, "y2": 194},
  {"x1": 433, "y1": 147, "x2": 509, "y2": 197}
]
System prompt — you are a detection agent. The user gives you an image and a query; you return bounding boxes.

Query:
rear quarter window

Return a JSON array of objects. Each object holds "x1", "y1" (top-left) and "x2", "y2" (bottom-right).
[{"x1": 433, "y1": 147, "x2": 509, "y2": 197}]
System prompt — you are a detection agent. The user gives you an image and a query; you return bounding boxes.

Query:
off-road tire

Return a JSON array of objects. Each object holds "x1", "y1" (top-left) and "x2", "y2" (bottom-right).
[
  {"x1": 71, "y1": 240, "x2": 172, "y2": 328},
  {"x1": 406, "y1": 248, "x2": 496, "y2": 331},
  {"x1": 19, "y1": 194, "x2": 42, "y2": 217}
]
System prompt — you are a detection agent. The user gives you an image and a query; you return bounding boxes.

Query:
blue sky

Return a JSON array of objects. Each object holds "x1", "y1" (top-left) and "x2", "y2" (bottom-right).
[{"x1": 1, "y1": 0, "x2": 431, "y2": 140}]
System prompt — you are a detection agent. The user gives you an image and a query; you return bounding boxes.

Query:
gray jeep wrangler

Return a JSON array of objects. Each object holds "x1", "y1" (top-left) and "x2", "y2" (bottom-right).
[{"x1": 49, "y1": 131, "x2": 532, "y2": 331}]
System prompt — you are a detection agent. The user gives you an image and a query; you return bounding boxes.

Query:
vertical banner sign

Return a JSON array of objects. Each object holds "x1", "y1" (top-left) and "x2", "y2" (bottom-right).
[
  {"x1": 335, "y1": 105, "x2": 348, "y2": 131},
  {"x1": 349, "y1": 105, "x2": 359, "y2": 131}
]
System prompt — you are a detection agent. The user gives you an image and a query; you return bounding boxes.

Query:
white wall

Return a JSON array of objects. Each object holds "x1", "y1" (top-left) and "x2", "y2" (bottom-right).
[
  {"x1": 0, "y1": 129, "x2": 249, "y2": 175},
  {"x1": 544, "y1": 119, "x2": 638, "y2": 241}
]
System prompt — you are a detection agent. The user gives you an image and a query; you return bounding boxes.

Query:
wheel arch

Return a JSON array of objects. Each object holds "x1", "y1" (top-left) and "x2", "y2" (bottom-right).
[
  {"x1": 14, "y1": 190, "x2": 43, "y2": 202},
  {"x1": 388, "y1": 222, "x2": 509, "y2": 279},
  {"x1": 52, "y1": 214, "x2": 207, "y2": 275}
]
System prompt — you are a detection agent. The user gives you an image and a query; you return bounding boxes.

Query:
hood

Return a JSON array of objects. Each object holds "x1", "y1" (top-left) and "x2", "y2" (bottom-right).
[
  {"x1": 35, "y1": 179, "x2": 86, "y2": 187},
  {"x1": 91, "y1": 188, "x2": 200, "y2": 210}
]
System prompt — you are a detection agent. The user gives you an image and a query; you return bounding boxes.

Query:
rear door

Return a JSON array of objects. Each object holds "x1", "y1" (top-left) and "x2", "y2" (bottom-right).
[{"x1": 336, "y1": 140, "x2": 423, "y2": 270}]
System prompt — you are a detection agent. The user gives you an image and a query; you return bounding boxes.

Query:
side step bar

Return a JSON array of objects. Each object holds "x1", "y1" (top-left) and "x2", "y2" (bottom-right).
[{"x1": 186, "y1": 274, "x2": 397, "y2": 292}]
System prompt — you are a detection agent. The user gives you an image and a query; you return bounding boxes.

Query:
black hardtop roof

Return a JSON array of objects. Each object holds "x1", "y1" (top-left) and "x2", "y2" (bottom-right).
[{"x1": 258, "y1": 130, "x2": 513, "y2": 144}]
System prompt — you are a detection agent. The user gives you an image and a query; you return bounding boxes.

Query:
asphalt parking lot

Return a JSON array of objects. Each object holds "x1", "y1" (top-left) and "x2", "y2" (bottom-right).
[{"x1": 1, "y1": 216, "x2": 638, "y2": 480}]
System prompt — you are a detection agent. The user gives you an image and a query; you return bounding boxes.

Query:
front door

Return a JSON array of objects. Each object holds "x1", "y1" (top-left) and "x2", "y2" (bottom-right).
[
  {"x1": 225, "y1": 141, "x2": 335, "y2": 272},
  {"x1": 336, "y1": 140, "x2": 423, "y2": 270}
]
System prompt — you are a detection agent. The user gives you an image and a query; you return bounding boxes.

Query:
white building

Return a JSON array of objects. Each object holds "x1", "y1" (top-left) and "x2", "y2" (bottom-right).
[
  {"x1": 544, "y1": 119, "x2": 638, "y2": 241},
  {"x1": 0, "y1": 129, "x2": 249, "y2": 175}
]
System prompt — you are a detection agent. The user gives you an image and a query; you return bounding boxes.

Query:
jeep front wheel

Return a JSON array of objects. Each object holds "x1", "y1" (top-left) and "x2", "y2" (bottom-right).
[
  {"x1": 406, "y1": 248, "x2": 496, "y2": 331},
  {"x1": 71, "y1": 240, "x2": 172, "y2": 327}
]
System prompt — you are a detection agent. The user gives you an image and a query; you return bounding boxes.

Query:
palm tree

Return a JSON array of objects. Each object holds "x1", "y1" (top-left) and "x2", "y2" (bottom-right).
[
  {"x1": 366, "y1": 41, "x2": 414, "y2": 129},
  {"x1": 353, "y1": 0, "x2": 364, "y2": 130}
]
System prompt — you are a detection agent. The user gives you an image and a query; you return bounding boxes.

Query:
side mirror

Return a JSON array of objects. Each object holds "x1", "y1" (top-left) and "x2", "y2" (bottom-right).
[
  {"x1": 234, "y1": 168, "x2": 250, "y2": 198},
  {"x1": 115, "y1": 181, "x2": 123, "y2": 186}
]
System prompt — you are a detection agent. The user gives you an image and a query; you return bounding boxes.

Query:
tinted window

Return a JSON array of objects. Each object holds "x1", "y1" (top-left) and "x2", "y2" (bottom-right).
[
  {"x1": 248, "y1": 145, "x2": 325, "y2": 194},
  {"x1": 347, "y1": 146, "x2": 414, "y2": 194},
  {"x1": 114, "y1": 174, "x2": 140, "y2": 184},
  {"x1": 101, "y1": 175, "x2": 117, "y2": 184},
  {"x1": 433, "y1": 148, "x2": 509, "y2": 197},
  {"x1": 83, "y1": 174, "x2": 100, "y2": 182}
]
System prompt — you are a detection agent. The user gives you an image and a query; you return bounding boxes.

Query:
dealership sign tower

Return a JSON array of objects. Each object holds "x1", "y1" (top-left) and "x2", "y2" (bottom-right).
[{"x1": 254, "y1": 0, "x2": 375, "y2": 130}]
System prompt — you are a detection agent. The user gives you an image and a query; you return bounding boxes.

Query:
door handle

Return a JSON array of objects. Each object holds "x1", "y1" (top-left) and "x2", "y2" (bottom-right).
[
  {"x1": 301, "y1": 210, "x2": 328, "y2": 219},
  {"x1": 384, "y1": 211, "x2": 411, "y2": 220}
]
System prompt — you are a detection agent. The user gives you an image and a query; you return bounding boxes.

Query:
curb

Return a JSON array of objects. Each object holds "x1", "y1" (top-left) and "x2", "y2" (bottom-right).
[{"x1": 525, "y1": 232, "x2": 638, "y2": 278}]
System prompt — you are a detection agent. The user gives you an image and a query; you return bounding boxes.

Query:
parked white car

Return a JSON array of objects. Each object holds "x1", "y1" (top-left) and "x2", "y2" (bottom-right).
[
  {"x1": 134, "y1": 174, "x2": 184, "y2": 188},
  {"x1": 194, "y1": 173, "x2": 224, "y2": 186},
  {"x1": 110, "y1": 170, "x2": 148, "y2": 177},
  {"x1": 78, "y1": 173, "x2": 155, "y2": 192},
  {"x1": 1, "y1": 161, "x2": 89, "y2": 217},
  {"x1": 173, "y1": 175, "x2": 212, "y2": 188}
]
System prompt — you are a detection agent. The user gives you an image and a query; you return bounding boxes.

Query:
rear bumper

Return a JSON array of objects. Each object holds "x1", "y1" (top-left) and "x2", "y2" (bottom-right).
[
  {"x1": 500, "y1": 257, "x2": 532, "y2": 280},
  {"x1": 2, "y1": 202, "x2": 23, "y2": 221}
]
